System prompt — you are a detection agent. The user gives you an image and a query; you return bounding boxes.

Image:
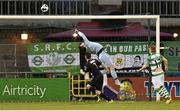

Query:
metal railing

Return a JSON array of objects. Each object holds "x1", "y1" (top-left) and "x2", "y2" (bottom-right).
[
  {"x1": 1, "y1": 0, "x2": 180, "y2": 17},
  {"x1": 0, "y1": 44, "x2": 29, "y2": 73},
  {"x1": 122, "y1": 0, "x2": 180, "y2": 17},
  {"x1": 70, "y1": 75, "x2": 97, "y2": 98},
  {"x1": 0, "y1": 71, "x2": 68, "y2": 78},
  {"x1": 0, "y1": 0, "x2": 92, "y2": 15}
]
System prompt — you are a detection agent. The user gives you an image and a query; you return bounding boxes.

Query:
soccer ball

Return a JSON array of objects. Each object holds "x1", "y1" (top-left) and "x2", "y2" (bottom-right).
[{"x1": 41, "y1": 4, "x2": 49, "y2": 13}]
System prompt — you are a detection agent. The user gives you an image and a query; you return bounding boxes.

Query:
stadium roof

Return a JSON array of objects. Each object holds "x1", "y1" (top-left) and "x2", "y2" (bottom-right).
[{"x1": 46, "y1": 22, "x2": 172, "y2": 40}]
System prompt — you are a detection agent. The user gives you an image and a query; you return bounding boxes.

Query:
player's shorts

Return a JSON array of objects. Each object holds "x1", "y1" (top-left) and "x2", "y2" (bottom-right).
[
  {"x1": 152, "y1": 74, "x2": 164, "y2": 90},
  {"x1": 99, "y1": 51, "x2": 113, "y2": 67},
  {"x1": 89, "y1": 74, "x2": 103, "y2": 91}
]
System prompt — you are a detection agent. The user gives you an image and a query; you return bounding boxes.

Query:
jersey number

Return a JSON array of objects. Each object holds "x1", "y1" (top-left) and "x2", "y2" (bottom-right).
[{"x1": 154, "y1": 59, "x2": 161, "y2": 68}]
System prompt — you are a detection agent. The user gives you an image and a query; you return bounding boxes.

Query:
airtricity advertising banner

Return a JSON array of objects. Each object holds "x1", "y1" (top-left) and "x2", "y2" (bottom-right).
[
  {"x1": 0, "y1": 78, "x2": 69, "y2": 102},
  {"x1": 27, "y1": 42, "x2": 80, "y2": 74}
]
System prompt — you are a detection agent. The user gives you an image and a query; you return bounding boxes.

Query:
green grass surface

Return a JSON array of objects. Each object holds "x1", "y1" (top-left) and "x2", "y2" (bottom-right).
[{"x1": 0, "y1": 100, "x2": 180, "y2": 110}]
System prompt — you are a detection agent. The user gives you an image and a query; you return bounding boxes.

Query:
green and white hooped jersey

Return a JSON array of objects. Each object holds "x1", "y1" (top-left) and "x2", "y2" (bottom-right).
[{"x1": 145, "y1": 53, "x2": 164, "y2": 76}]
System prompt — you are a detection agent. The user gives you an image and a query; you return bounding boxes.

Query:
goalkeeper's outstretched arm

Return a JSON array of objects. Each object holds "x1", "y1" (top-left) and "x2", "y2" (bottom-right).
[{"x1": 74, "y1": 29, "x2": 90, "y2": 45}]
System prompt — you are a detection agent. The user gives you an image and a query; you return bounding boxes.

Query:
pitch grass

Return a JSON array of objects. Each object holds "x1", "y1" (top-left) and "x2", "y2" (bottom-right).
[{"x1": 0, "y1": 100, "x2": 180, "y2": 110}]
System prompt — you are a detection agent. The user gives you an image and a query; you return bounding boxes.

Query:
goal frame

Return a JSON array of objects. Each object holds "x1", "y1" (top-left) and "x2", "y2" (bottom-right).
[{"x1": 0, "y1": 15, "x2": 160, "y2": 100}]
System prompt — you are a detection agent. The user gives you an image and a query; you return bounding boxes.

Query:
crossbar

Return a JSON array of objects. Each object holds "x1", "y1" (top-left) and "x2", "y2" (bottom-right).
[{"x1": 0, "y1": 15, "x2": 159, "y2": 19}]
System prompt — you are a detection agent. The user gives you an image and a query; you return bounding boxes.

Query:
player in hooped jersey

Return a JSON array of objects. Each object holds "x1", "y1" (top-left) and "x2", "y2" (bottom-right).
[
  {"x1": 74, "y1": 29, "x2": 121, "y2": 86},
  {"x1": 138, "y1": 44, "x2": 172, "y2": 104}
]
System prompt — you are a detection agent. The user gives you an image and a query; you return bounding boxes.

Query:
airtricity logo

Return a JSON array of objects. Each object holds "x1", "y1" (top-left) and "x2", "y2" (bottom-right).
[{"x1": 1, "y1": 84, "x2": 46, "y2": 98}]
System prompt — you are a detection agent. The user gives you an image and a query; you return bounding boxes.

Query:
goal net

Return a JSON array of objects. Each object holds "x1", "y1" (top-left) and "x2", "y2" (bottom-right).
[{"x1": 0, "y1": 15, "x2": 161, "y2": 101}]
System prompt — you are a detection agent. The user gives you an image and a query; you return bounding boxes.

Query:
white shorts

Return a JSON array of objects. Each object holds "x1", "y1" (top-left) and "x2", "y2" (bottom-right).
[
  {"x1": 152, "y1": 74, "x2": 164, "y2": 90},
  {"x1": 99, "y1": 51, "x2": 113, "y2": 67}
]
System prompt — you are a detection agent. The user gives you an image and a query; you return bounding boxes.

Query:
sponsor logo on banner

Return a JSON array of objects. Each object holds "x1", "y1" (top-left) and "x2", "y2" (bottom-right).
[
  {"x1": 27, "y1": 42, "x2": 80, "y2": 73},
  {"x1": 1, "y1": 84, "x2": 46, "y2": 98},
  {"x1": 112, "y1": 54, "x2": 125, "y2": 69},
  {"x1": 63, "y1": 54, "x2": 75, "y2": 64},
  {"x1": 46, "y1": 52, "x2": 61, "y2": 66},
  {"x1": 0, "y1": 79, "x2": 70, "y2": 101},
  {"x1": 32, "y1": 56, "x2": 44, "y2": 66},
  {"x1": 144, "y1": 81, "x2": 180, "y2": 97}
]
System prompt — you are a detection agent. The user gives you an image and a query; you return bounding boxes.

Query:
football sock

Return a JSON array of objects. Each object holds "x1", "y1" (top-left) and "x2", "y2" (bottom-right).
[
  {"x1": 101, "y1": 70, "x2": 107, "y2": 76},
  {"x1": 111, "y1": 69, "x2": 121, "y2": 85},
  {"x1": 157, "y1": 86, "x2": 170, "y2": 99},
  {"x1": 110, "y1": 69, "x2": 118, "y2": 79}
]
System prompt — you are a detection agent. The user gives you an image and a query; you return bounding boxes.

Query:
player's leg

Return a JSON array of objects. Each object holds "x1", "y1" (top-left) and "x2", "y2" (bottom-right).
[
  {"x1": 109, "y1": 66, "x2": 121, "y2": 85},
  {"x1": 99, "y1": 52, "x2": 121, "y2": 85},
  {"x1": 101, "y1": 70, "x2": 107, "y2": 76},
  {"x1": 156, "y1": 85, "x2": 172, "y2": 104},
  {"x1": 152, "y1": 75, "x2": 172, "y2": 104},
  {"x1": 95, "y1": 75, "x2": 113, "y2": 103},
  {"x1": 101, "y1": 71, "x2": 108, "y2": 86},
  {"x1": 96, "y1": 90, "x2": 113, "y2": 103}
]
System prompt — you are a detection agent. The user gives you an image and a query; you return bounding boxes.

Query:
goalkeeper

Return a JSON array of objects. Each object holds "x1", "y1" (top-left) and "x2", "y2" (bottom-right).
[
  {"x1": 138, "y1": 44, "x2": 172, "y2": 104},
  {"x1": 74, "y1": 29, "x2": 121, "y2": 86}
]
